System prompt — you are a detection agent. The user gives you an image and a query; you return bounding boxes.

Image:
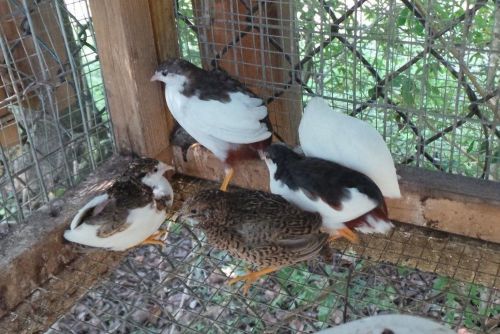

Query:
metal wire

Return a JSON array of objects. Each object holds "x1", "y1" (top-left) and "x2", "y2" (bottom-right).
[
  {"x1": 1, "y1": 1, "x2": 499, "y2": 333},
  {"x1": 25, "y1": 176, "x2": 496, "y2": 334},
  {"x1": 0, "y1": 0, "x2": 114, "y2": 228},
  {"x1": 176, "y1": 0, "x2": 500, "y2": 180}
]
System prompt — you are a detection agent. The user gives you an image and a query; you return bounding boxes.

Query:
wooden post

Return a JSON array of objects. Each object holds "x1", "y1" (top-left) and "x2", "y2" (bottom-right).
[
  {"x1": 193, "y1": 0, "x2": 302, "y2": 145},
  {"x1": 89, "y1": 0, "x2": 177, "y2": 161},
  {"x1": 148, "y1": 0, "x2": 180, "y2": 140}
]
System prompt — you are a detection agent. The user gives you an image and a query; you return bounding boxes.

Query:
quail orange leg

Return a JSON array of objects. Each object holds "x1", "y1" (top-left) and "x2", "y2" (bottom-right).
[
  {"x1": 140, "y1": 229, "x2": 169, "y2": 246},
  {"x1": 228, "y1": 266, "x2": 278, "y2": 295},
  {"x1": 328, "y1": 227, "x2": 360, "y2": 244},
  {"x1": 220, "y1": 167, "x2": 234, "y2": 192}
]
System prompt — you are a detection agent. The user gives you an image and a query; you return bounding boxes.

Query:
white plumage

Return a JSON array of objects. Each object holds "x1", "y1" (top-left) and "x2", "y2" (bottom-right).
[
  {"x1": 69, "y1": 193, "x2": 109, "y2": 230},
  {"x1": 314, "y1": 314, "x2": 458, "y2": 334},
  {"x1": 265, "y1": 159, "x2": 386, "y2": 233},
  {"x1": 64, "y1": 160, "x2": 174, "y2": 251},
  {"x1": 263, "y1": 144, "x2": 393, "y2": 241},
  {"x1": 152, "y1": 59, "x2": 274, "y2": 192},
  {"x1": 161, "y1": 74, "x2": 270, "y2": 161},
  {"x1": 64, "y1": 204, "x2": 167, "y2": 251},
  {"x1": 299, "y1": 97, "x2": 401, "y2": 198}
]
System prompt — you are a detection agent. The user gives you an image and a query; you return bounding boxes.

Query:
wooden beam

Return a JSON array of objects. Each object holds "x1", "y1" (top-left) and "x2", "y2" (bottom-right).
[
  {"x1": 148, "y1": 0, "x2": 180, "y2": 155},
  {"x1": 148, "y1": 0, "x2": 180, "y2": 62},
  {"x1": 89, "y1": 0, "x2": 171, "y2": 160},
  {"x1": 193, "y1": 0, "x2": 302, "y2": 145},
  {"x1": 0, "y1": 156, "x2": 130, "y2": 320},
  {"x1": 0, "y1": 252, "x2": 124, "y2": 333},
  {"x1": 173, "y1": 146, "x2": 500, "y2": 243}
]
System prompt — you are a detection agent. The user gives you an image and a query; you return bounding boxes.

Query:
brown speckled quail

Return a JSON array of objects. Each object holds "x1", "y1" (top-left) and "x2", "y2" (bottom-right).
[{"x1": 179, "y1": 188, "x2": 329, "y2": 294}]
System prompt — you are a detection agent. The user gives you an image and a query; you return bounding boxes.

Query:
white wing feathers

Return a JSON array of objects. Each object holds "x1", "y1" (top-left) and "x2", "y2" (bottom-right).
[
  {"x1": 69, "y1": 194, "x2": 109, "y2": 230},
  {"x1": 300, "y1": 97, "x2": 401, "y2": 198},
  {"x1": 184, "y1": 92, "x2": 271, "y2": 144},
  {"x1": 64, "y1": 205, "x2": 166, "y2": 251}
]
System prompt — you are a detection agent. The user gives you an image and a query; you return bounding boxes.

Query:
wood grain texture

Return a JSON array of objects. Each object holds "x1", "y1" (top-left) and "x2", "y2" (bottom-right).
[
  {"x1": 89, "y1": 0, "x2": 170, "y2": 159},
  {"x1": 193, "y1": 0, "x2": 302, "y2": 145},
  {"x1": 147, "y1": 0, "x2": 180, "y2": 162},
  {"x1": 173, "y1": 145, "x2": 500, "y2": 243},
  {"x1": 0, "y1": 251, "x2": 124, "y2": 333},
  {"x1": 148, "y1": 0, "x2": 180, "y2": 62},
  {"x1": 0, "y1": 155, "x2": 130, "y2": 319}
]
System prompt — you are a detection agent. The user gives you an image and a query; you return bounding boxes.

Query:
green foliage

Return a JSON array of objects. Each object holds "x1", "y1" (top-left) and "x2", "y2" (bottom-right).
[
  {"x1": 433, "y1": 276, "x2": 499, "y2": 330},
  {"x1": 176, "y1": 0, "x2": 499, "y2": 180}
]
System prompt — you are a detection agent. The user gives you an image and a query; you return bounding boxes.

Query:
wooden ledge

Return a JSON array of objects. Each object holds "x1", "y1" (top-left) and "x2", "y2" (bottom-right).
[
  {"x1": 172, "y1": 145, "x2": 500, "y2": 243},
  {"x1": 0, "y1": 155, "x2": 131, "y2": 319}
]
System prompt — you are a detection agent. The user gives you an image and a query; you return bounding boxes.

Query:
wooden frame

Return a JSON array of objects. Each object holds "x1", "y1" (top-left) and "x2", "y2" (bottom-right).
[
  {"x1": 0, "y1": 0, "x2": 498, "y2": 328},
  {"x1": 89, "y1": 0, "x2": 178, "y2": 162},
  {"x1": 90, "y1": 0, "x2": 500, "y2": 242},
  {"x1": 0, "y1": 156, "x2": 129, "y2": 320}
]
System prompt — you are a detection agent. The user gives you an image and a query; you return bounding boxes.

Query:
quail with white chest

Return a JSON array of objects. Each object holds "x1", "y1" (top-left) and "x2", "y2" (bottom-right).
[
  {"x1": 63, "y1": 158, "x2": 174, "y2": 251},
  {"x1": 263, "y1": 144, "x2": 393, "y2": 244},
  {"x1": 151, "y1": 58, "x2": 272, "y2": 191},
  {"x1": 300, "y1": 97, "x2": 401, "y2": 199}
]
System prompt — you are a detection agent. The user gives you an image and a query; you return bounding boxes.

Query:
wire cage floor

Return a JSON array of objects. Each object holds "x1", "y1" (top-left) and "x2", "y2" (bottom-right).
[{"x1": 2, "y1": 176, "x2": 498, "y2": 334}]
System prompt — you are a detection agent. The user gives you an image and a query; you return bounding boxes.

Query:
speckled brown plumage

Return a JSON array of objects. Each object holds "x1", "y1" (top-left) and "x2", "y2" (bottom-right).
[
  {"x1": 78, "y1": 158, "x2": 168, "y2": 238},
  {"x1": 180, "y1": 189, "x2": 329, "y2": 268}
]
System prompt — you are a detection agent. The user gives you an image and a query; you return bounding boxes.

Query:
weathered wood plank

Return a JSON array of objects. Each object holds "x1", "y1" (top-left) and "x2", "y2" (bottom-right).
[
  {"x1": 148, "y1": 0, "x2": 180, "y2": 62},
  {"x1": 0, "y1": 251, "x2": 124, "y2": 333},
  {"x1": 173, "y1": 146, "x2": 500, "y2": 243},
  {"x1": 89, "y1": 0, "x2": 170, "y2": 159},
  {"x1": 0, "y1": 155, "x2": 131, "y2": 320},
  {"x1": 147, "y1": 0, "x2": 180, "y2": 162}
]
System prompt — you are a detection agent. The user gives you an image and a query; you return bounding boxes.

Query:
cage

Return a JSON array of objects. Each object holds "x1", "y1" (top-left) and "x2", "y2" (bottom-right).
[{"x1": 0, "y1": 0, "x2": 499, "y2": 333}]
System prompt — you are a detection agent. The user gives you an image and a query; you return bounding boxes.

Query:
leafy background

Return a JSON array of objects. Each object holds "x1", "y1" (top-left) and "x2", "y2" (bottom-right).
[{"x1": 176, "y1": 0, "x2": 499, "y2": 181}]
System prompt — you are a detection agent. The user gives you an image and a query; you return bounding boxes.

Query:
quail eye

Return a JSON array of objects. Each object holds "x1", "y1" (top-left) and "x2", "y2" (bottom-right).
[
  {"x1": 162, "y1": 71, "x2": 167, "y2": 76},
  {"x1": 153, "y1": 167, "x2": 158, "y2": 173},
  {"x1": 190, "y1": 209, "x2": 197, "y2": 214}
]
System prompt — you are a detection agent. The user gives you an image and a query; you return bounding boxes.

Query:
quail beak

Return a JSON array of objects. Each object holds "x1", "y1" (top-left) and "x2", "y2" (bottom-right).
[{"x1": 150, "y1": 72, "x2": 162, "y2": 82}]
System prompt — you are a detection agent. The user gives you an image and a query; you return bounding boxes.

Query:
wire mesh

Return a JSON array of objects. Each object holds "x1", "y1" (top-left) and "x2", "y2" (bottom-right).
[
  {"x1": 175, "y1": 0, "x2": 500, "y2": 181},
  {"x1": 1, "y1": 2, "x2": 499, "y2": 334},
  {"x1": 3, "y1": 176, "x2": 491, "y2": 334},
  {"x1": 0, "y1": 0, "x2": 113, "y2": 232}
]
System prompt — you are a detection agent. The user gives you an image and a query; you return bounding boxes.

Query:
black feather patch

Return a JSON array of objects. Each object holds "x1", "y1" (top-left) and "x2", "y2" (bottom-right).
[
  {"x1": 265, "y1": 144, "x2": 384, "y2": 209},
  {"x1": 156, "y1": 58, "x2": 259, "y2": 102}
]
